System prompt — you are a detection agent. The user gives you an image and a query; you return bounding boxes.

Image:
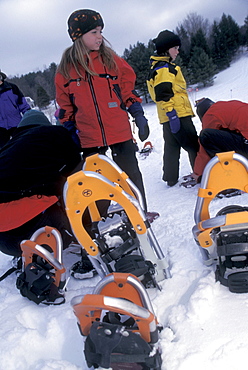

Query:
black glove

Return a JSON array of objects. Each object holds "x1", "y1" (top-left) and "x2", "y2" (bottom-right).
[
  {"x1": 64, "y1": 121, "x2": 81, "y2": 149},
  {"x1": 166, "y1": 109, "x2": 180, "y2": 134},
  {"x1": 128, "y1": 102, "x2": 149, "y2": 142}
]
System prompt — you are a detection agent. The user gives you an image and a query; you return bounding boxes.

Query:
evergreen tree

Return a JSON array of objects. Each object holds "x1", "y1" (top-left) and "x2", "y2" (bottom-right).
[
  {"x1": 42, "y1": 63, "x2": 57, "y2": 102},
  {"x1": 211, "y1": 14, "x2": 241, "y2": 70},
  {"x1": 174, "y1": 55, "x2": 190, "y2": 84},
  {"x1": 123, "y1": 41, "x2": 155, "y2": 102},
  {"x1": 188, "y1": 46, "x2": 217, "y2": 86},
  {"x1": 190, "y1": 28, "x2": 210, "y2": 56},
  {"x1": 210, "y1": 20, "x2": 226, "y2": 70},
  {"x1": 36, "y1": 85, "x2": 50, "y2": 109},
  {"x1": 175, "y1": 25, "x2": 191, "y2": 64},
  {"x1": 240, "y1": 15, "x2": 248, "y2": 47}
]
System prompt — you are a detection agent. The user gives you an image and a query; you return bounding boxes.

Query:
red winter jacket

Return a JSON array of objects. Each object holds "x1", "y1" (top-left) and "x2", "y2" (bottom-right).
[
  {"x1": 0, "y1": 195, "x2": 58, "y2": 232},
  {"x1": 55, "y1": 51, "x2": 141, "y2": 148},
  {"x1": 194, "y1": 100, "x2": 248, "y2": 176}
]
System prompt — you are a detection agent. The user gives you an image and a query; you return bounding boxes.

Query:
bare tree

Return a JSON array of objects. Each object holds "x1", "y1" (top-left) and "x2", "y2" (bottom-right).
[{"x1": 178, "y1": 12, "x2": 211, "y2": 37}]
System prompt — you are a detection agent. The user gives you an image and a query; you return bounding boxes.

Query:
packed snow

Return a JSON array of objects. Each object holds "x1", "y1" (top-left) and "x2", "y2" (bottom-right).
[{"x1": 1, "y1": 50, "x2": 248, "y2": 370}]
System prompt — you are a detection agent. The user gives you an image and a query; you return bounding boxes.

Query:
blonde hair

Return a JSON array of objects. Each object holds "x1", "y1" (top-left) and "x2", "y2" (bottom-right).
[{"x1": 57, "y1": 37, "x2": 118, "y2": 80}]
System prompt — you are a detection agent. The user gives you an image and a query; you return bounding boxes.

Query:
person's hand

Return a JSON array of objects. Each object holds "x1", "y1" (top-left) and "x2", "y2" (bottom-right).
[
  {"x1": 128, "y1": 102, "x2": 149, "y2": 142},
  {"x1": 64, "y1": 121, "x2": 81, "y2": 149},
  {"x1": 166, "y1": 109, "x2": 180, "y2": 134}
]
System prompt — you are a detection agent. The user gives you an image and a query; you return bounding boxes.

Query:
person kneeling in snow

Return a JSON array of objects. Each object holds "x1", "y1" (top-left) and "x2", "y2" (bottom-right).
[
  {"x1": 181, "y1": 98, "x2": 248, "y2": 189},
  {"x1": 0, "y1": 109, "x2": 81, "y2": 258}
]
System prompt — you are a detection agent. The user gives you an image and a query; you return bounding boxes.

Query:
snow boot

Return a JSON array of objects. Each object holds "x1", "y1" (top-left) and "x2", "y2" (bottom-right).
[
  {"x1": 16, "y1": 226, "x2": 66, "y2": 304},
  {"x1": 193, "y1": 151, "x2": 248, "y2": 292},
  {"x1": 145, "y1": 211, "x2": 160, "y2": 223},
  {"x1": 71, "y1": 272, "x2": 162, "y2": 369},
  {"x1": 64, "y1": 154, "x2": 170, "y2": 289}
]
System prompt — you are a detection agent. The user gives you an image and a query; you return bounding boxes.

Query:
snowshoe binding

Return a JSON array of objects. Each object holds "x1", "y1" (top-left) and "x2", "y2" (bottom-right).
[
  {"x1": 16, "y1": 226, "x2": 66, "y2": 304},
  {"x1": 193, "y1": 151, "x2": 248, "y2": 293},
  {"x1": 70, "y1": 249, "x2": 97, "y2": 279},
  {"x1": 139, "y1": 141, "x2": 153, "y2": 159},
  {"x1": 71, "y1": 272, "x2": 162, "y2": 369},
  {"x1": 64, "y1": 153, "x2": 170, "y2": 289}
]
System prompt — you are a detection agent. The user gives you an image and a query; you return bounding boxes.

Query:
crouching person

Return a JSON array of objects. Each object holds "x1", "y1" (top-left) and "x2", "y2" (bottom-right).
[{"x1": 0, "y1": 110, "x2": 81, "y2": 258}]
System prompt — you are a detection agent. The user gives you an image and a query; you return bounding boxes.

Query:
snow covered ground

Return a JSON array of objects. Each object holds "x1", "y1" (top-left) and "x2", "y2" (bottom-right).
[{"x1": 1, "y1": 50, "x2": 248, "y2": 370}]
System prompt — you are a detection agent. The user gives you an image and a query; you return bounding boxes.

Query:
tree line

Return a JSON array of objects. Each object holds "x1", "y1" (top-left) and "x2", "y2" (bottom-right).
[{"x1": 7, "y1": 12, "x2": 248, "y2": 109}]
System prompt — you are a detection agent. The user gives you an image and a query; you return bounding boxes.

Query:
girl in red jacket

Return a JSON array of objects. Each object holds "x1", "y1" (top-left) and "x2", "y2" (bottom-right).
[{"x1": 55, "y1": 9, "x2": 155, "y2": 215}]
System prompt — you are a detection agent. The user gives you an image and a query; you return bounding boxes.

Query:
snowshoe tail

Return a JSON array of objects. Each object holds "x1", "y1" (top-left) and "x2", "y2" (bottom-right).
[
  {"x1": 71, "y1": 272, "x2": 162, "y2": 369},
  {"x1": 192, "y1": 151, "x2": 248, "y2": 293},
  {"x1": 16, "y1": 226, "x2": 66, "y2": 305}
]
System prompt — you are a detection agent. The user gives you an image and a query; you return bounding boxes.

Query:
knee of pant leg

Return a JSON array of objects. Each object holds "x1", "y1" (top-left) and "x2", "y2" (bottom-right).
[{"x1": 199, "y1": 129, "x2": 210, "y2": 146}]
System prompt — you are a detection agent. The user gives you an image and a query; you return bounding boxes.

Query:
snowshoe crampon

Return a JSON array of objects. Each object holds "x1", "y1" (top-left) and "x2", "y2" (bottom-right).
[
  {"x1": 63, "y1": 154, "x2": 170, "y2": 289},
  {"x1": 71, "y1": 272, "x2": 162, "y2": 369},
  {"x1": 192, "y1": 151, "x2": 248, "y2": 293},
  {"x1": 16, "y1": 226, "x2": 66, "y2": 304}
]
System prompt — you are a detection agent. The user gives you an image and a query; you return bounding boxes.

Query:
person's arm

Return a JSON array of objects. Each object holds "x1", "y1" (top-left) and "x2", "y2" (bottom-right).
[
  {"x1": 55, "y1": 73, "x2": 81, "y2": 148},
  {"x1": 10, "y1": 83, "x2": 30, "y2": 114},
  {"x1": 118, "y1": 57, "x2": 149, "y2": 141},
  {"x1": 116, "y1": 56, "x2": 142, "y2": 107},
  {"x1": 150, "y1": 65, "x2": 175, "y2": 113},
  {"x1": 55, "y1": 73, "x2": 75, "y2": 124}
]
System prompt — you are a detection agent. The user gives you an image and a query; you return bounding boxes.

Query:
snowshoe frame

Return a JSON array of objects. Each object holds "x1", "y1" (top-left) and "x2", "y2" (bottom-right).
[
  {"x1": 71, "y1": 272, "x2": 162, "y2": 369},
  {"x1": 64, "y1": 154, "x2": 170, "y2": 286},
  {"x1": 16, "y1": 226, "x2": 66, "y2": 304},
  {"x1": 192, "y1": 152, "x2": 248, "y2": 292}
]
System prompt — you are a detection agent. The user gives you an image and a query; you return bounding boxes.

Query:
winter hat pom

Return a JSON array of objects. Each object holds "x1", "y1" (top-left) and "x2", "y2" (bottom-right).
[
  {"x1": 18, "y1": 110, "x2": 51, "y2": 128},
  {"x1": 68, "y1": 9, "x2": 104, "y2": 42},
  {"x1": 196, "y1": 98, "x2": 215, "y2": 121},
  {"x1": 153, "y1": 30, "x2": 181, "y2": 55}
]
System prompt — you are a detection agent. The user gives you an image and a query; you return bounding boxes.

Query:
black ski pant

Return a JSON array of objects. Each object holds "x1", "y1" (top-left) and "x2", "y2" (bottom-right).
[
  {"x1": 199, "y1": 128, "x2": 248, "y2": 159},
  {"x1": 162, "y1": 116, "x2": 199, "y2": 183},
  {"x1": 82, "y1": 139, "x2": 147, "y2": 211}
]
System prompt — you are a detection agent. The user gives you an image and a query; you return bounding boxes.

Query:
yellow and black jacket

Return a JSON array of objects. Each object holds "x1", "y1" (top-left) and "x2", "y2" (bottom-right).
[{"x1": 147, "y1": 55, "x2": 194, "y2": 123}]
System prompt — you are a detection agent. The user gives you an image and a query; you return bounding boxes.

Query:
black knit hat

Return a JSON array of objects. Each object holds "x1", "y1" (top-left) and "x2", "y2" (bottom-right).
[
  {"x1": 153, "y1": 30, "x2": 181, "y2": 55},
  {"x1": 18, "y1": 110, "x2": 51, "y2": 128},
  {"x1": 196, "y1": 98, "x2": 215, "y2": 121},
  {"x1": 0, "y1": 71, "x2": 7, "y2": 81},
  {"x1": 68, "y1": 9, "x2": 104, "y2": 42}
]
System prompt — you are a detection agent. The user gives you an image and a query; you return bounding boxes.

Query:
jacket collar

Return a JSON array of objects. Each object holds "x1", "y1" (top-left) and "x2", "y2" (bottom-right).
[
  {"x1": 0, "y1": 81, "x2": 12, "y2": 93},
  {"x1": 150, "y1": 54, "x2": 171, "y2": 67}
]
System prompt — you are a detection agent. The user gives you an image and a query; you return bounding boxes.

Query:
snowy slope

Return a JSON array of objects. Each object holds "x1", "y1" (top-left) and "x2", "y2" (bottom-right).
[{"x1": 1, "y1": 51, "x2": 248, "y2": 370}]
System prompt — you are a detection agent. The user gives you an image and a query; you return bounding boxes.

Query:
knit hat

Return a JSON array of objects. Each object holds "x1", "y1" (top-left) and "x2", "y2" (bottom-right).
[
  {"x1": 153, "y1": 30, "x2": 181, "y2": 55},
  {"x1": 0, "y1": 71, "x2": 7, "y2": 81},
  {"x1": 196, "y1": 98, "x2": 215, "y2": 121},
  {"x1": 68, "y1": 9, "x2": 104, "y2": 42},
  {"x1": 18, "y1": 110, "x2": 51, "y2": 128}
]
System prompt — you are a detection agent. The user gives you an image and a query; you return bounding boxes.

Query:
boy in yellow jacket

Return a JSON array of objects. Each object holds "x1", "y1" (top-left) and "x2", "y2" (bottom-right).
[{"x1": 147, "y1": 30, "x2": 199, "y2": 186}]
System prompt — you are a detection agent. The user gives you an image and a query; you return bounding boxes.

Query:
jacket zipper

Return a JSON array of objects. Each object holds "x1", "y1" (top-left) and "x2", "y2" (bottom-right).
[{"x1": 87, "y1": 72, "x2": 107, "y2": 146}]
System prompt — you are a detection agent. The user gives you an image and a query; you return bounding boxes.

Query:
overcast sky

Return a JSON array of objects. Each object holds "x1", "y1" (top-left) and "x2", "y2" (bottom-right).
[{"x1": 1, "y1": 0, "x2": 248, "y2": 77}]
